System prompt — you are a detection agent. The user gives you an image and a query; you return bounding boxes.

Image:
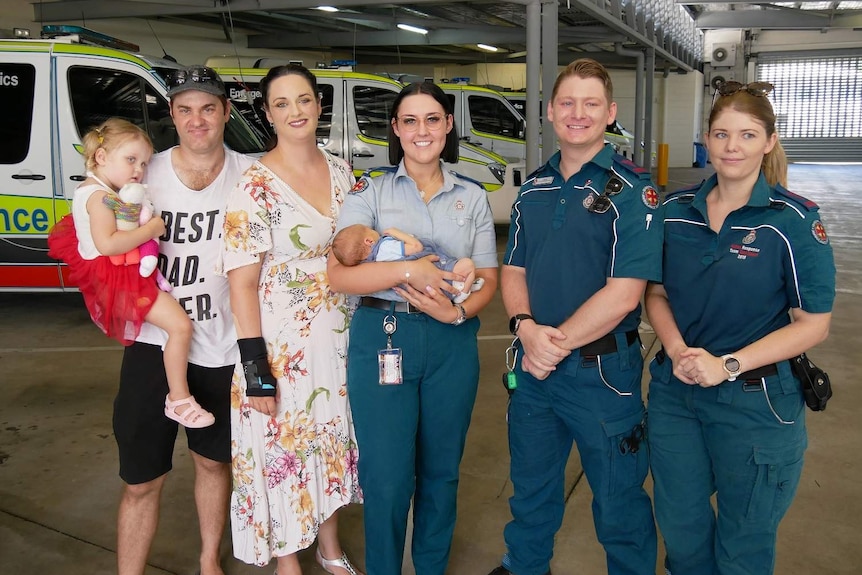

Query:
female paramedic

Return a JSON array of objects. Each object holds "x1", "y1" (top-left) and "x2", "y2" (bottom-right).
[
  {"x1": 645, "y1": 81, "x2": 835, "y2": 575},
  {"x1": 327, "y1": 81, "x2": 498, "y2": 575}
]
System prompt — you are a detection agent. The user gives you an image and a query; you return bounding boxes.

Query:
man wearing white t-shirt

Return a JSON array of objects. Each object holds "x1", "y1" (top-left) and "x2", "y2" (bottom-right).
[{"x1": 113, "y1": 66, "x2": 254, "y2": 575}]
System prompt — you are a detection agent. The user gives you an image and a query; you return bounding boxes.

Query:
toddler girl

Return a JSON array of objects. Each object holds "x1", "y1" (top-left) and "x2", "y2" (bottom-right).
[{"x1": 49, "y1": 118, "x2": 213, "y2": 428}]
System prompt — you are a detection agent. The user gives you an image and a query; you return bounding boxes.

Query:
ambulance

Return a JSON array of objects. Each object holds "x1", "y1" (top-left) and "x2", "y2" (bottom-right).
[
  {"x1": 214, "y1": 67, "x2": 524, "y2": 224},
  {"x1": 0, "y1": 27, "x2": 266, "y2": 291},
  {"x1": 439, "y1": 83, "x2": 527, "y2": 164}
]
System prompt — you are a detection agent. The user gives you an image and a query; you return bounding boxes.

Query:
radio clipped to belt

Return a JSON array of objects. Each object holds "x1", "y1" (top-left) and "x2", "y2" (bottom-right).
[{"x1": 791, "y1": 353, "x2": 832, "y2": 411}]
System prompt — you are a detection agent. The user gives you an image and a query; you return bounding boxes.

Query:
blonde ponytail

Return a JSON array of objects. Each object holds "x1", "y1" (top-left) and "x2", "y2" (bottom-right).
[{"x1": 762, "y1": 139, "x2": 788, "y2": 188}]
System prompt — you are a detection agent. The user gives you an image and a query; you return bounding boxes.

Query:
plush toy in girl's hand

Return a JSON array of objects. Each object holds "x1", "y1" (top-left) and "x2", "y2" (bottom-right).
[{"x1": 103, "y1": 182, "x2": 172, "y2": 292}]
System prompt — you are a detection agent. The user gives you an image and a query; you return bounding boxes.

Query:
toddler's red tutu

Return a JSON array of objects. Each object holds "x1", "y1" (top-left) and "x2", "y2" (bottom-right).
[{"x1": 48, "y1": 214, "x2": 159, "y2": 345}]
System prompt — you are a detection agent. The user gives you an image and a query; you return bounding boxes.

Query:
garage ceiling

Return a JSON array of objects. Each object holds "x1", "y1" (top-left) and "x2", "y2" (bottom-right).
[{"x1": 33, "y1": 1, "x2": 862, "y2": 70}]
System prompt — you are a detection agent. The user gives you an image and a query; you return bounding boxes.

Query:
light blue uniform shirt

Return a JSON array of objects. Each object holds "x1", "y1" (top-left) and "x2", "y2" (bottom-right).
[{"x1": 337, "y1": 160, "x2": 497, "y2": 301}]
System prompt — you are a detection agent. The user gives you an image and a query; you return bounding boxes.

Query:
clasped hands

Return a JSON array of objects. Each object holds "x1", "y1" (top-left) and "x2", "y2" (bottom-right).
[
  {"x1": 518, "y1": 322, "x2": 570, "y2": 381},
  {"x1": 671, "y1": 347, "x2": 724, "y2": 387}
]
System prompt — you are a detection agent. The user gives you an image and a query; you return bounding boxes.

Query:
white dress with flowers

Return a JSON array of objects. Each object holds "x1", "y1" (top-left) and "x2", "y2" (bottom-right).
[{"x1": 222, "y1": 151, "x2": 361, "y2": 566}]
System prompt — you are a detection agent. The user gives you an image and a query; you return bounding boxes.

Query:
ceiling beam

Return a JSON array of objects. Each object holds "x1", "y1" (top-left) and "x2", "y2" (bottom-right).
[
  {"x1": 33, "y1": 0, "x2": 510, "y2": 22},
  {"x1": 247, "y1": 25, "x2": 621, "y2": 49},
  {"x1": 676, "y1": 0, "x2": 846, "y2": 3},
  {"x1": 696, "y1": 10, "x2": 862, "y2": 28},
  {"x1": 340, "y1": 47, "x2": 660, "y2": 68}
]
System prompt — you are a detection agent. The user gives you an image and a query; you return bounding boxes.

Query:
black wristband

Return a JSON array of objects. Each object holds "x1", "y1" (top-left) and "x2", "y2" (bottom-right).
[
  {"x1": 238, "y1": 337, "x2": 267, "y2": 361},
  {"x1": 238, "y1": 337, "x2": 276, "y2": 397}
]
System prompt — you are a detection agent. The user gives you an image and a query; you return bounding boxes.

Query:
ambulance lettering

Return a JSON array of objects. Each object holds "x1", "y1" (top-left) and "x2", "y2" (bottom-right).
[
  {"x1": 0, "y1": 196, "x2": 53, "y2": 234},
  {"x1": 0, "y1": 71, "x2": 19, "y2": 87},
  {"x1": 229, "y1": 86, "x2": 262, "y2": 101}
]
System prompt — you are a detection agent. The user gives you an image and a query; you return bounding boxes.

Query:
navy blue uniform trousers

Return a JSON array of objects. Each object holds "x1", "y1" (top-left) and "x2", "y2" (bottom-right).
[
  {"x1": 347, "y1": 305, "x2": 480, "y2": 575},
  {"x1": 503, "y1": 334, "x2": 657, "y2": 575},
  {"x1": 648, "y1": 356, "x2": 807, "y2": 575}
]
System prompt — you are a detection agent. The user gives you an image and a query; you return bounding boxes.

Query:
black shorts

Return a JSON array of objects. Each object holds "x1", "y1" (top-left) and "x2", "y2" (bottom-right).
[{"x1": 113, "y1": 342, "x2": 233, "y2": 485}]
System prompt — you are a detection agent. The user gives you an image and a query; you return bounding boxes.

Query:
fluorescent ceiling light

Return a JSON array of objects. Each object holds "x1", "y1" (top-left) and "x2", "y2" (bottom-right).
[
  {"x1": 316, "y1": 6, "x2": 339, "y2": 12},
  {"x1": 477, "y1": 44, "x2": 498, "y2": 52},
  {"x1": 397, "y1": 23, "x2": 428, "y2": 35}
]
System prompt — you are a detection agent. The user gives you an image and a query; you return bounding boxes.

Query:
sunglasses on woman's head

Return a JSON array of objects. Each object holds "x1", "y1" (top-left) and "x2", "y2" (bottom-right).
[{"x1": 714, "y1": 81, "x2": 774, "y2": 100}]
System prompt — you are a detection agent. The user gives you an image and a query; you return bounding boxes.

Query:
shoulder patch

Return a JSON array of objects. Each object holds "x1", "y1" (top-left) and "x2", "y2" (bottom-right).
[
  {"x1": 774, "y1": 185, "x2": 819, "y2": 211},
  {"x1": 612, "y1": 154, "x2": 651, "y2": 178},
  {"x1": 811, "y1": 220, "x2": 829, "y2": 244},
  {"x1": 641, "y1": 185, "x2": 660, "y2": 209},
  {"x1": 350, "y1": 177, "x2": 370, "y2": 194}
]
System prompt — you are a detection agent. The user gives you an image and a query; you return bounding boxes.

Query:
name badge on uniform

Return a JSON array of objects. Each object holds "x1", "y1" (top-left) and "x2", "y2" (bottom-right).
[{"x1": 535, "y1": 176, "x2": 554, "y2": 185}]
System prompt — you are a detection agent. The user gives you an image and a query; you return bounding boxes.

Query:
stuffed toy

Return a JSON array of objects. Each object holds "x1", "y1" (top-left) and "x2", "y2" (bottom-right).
[{"x1": 103, "y1": 182, "x2": 172, "y2": 292}]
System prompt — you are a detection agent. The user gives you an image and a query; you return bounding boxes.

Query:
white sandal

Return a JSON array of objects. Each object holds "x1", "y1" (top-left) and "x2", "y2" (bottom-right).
[{"x1": 315, "y1": 547, "x2": 361, "y2": 575}]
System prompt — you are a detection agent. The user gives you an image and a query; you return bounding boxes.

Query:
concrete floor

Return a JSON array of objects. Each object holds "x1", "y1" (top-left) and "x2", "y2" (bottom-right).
[{"x1": 1, "y1": 165, "x2": 860, "y2": 575}]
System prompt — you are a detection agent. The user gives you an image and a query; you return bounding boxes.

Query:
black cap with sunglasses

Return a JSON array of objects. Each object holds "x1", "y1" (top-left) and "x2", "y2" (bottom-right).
[{"x1": 166, "y1": 65, "x2": 226, "y2": 99}]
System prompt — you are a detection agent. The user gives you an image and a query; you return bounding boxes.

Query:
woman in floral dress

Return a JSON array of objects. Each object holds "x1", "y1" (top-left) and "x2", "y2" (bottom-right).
[{"x1": 222, "y1": 64, "x2": 362, "y2": 575}]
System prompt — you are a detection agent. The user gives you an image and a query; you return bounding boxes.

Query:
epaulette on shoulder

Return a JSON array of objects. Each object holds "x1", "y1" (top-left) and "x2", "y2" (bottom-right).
[
  {"x1": 774, "y1": 184, "x2": 819, "y2": 212},
  {"x1": 364, "y1": 166, "x2": 397, "y2": 178},
  {"x1": 666, "y1": 181, "x2": 701, "y2": 199},
  {"x1": 449, "y1": 170, "x2": 485, "y2": 189},
  {"x1": 663, "y1": 181, "x2": 701, "y2": 204},
  {"x1": 612, "y1": 154, "x2": 651, "y2": 178},
  {"x1": 525, "y1": 165, "x2": 545, "y2": 181}
]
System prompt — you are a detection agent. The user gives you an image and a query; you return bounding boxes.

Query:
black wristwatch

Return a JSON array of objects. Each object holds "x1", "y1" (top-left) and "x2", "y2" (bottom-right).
[{"x1": 509, "y1": 314, "x2": 534, "y2": 335}]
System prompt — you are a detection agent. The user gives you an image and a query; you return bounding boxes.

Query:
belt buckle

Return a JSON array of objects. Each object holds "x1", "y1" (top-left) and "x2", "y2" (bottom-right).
[{"x1": 406, "y1": 303, "x2": 421, "y2": 314}]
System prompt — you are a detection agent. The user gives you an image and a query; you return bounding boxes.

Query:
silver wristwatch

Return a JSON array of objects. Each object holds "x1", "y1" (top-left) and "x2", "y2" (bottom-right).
[
  {"x1": 721, "y1": 354, "x2": 741, "y2": 382},
  {"x1": 450, "y1": 303, "x2": 467, "y2": 326}
]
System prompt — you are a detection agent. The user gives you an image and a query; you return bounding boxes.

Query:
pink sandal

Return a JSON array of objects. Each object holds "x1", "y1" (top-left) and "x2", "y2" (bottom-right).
[{"x1": 164, "y1": 395, "x2": 215, "y2": 428}]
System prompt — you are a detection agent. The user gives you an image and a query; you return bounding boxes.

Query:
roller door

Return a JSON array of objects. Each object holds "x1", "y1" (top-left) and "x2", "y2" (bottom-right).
[{"x1": 757, "y1": 51, "x2": 862, "y2": 162}]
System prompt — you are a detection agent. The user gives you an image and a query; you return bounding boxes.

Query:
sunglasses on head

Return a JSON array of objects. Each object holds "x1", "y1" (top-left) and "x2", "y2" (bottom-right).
[
  {"x1": 168, "y1": 66, "x2": 219, "y2": 88},
  {"x1": 713, "y1": 81, "x2": 774, "y2": 104}
]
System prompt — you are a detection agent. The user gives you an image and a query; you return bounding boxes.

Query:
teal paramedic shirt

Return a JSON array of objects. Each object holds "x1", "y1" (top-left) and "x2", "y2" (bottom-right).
[
  {"x1": 337, "y1": 160, "x2": 497, "y2": 302},
  {"x1": 504, "y1": 145, "x2": 664, "y2": 333},
  {"x1": 660, "y1": 172, "x2": 835, "y2": 355}
]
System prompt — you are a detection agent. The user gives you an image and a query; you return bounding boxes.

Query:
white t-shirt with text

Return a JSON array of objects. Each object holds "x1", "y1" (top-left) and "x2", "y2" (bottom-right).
[{"x1": 136, "y1": 146, "x2": 254, "y2": 368}]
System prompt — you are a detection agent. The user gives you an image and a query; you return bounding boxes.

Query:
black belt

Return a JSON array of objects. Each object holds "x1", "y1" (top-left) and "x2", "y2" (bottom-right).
[
  {"x1": 739, "y1": 363, "x2": 778, "y2": 381},
  {"x1": 360, "y1": 296, "x2": 423, "y2": 314},
  {"x1": 580, "y1": 330, "x2": 639, "y2": 357}
]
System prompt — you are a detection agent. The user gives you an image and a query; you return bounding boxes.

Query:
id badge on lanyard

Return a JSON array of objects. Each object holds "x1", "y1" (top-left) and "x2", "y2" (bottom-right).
[{"x1": 378, "y1": 314, "x2": 403, "y2": 385}]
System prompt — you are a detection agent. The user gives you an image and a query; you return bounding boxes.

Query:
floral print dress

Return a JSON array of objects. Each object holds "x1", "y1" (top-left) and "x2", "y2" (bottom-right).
[{"x1": 222, "y1": 151, "x2": 362, "y2": 566}]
